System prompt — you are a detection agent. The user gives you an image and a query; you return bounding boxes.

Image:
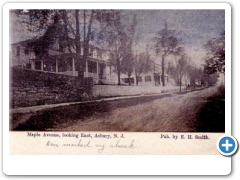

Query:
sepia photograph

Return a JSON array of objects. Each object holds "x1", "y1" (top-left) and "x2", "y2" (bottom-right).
[
  {"x1": 3, "y1": 2, "x2": 234, "y2": 175},
  {"x1": 9, "y1": 9, "x2": 225, "y2": 132}
]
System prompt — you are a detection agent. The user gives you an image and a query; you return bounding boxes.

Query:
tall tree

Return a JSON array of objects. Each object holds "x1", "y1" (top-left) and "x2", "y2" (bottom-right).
[
  {"x1": 203, "y1": 73, "x2": 219, "y2": 86},
  {"x1": 121, "y1": 15, "x2": 137, "y2": 86},
  {"x1": 187, "y1": 66, "x2": 204, "y2": 89},
  {"x1": 155, "y1": 19, "x2": 179, "y2": 86},
  {"x1": 168, "y1": 54, "x2": 189, "y2": 92},
  {"x1": 26, "y1": 12, "x2": 69, "y2": 58},
  {"x1": 134, "y1": 51, "x2": 152, "y2": 86},
  {"x1": 75, "y1": 10, "x2": 81, "y2": 77},
  {"x1": 204, "y1": 32, "x2": 225, "y2": 74},
  {"x1": 104, "y1": 12, "x2": 136, "y2": 85},
  {"x1": 121, "y1": 51, "x2": 134, "y2": 86}
]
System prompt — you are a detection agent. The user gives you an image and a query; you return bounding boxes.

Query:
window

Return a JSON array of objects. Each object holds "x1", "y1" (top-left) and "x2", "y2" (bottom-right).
[
  {"x1": 137, "y1": 76, "x2": 142, "y2": 82},
  {"x1": 24, "y1": 49, "x2": 29, "y2": 55},
  {"x1": 97, "y1": 51, "x2": 103, "y2": 59},
  {"x1": 17, "y1": 46, "x2": 20, "y2": 56},
  {"x1": 122, "y1": 78, "x2": 134, "y2": 84},
  {"x1": 89, "y1": 48, "x2": 93, "y2": 57},
  {"x1": 59, "y1": 44, "x2": 64, "y2": 52},
  {"x1": 145, "y1": 76, "x2": 152, "y2": 82}
]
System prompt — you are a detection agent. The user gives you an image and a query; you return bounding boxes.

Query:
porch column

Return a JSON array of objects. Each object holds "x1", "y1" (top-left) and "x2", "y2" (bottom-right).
[
  {"x1": 96, "y1": 61, "x2": 99, "y2": 79},
  {"x1": 103, "y1": 63, "x2": 107, "y2": 77},
  {"x1": 105, "y1": 64, "x2": 107, "y2": 74},
  {"x1": 31, "y1": 60, "x2": 35, "y2": 70},
  {"x1": 56, "y1": 59, "x2": 58, "y2": 73},
  {"x1": 41, "y1": 60, "x2": 43, "y2": 71},
  {"x1": 72, "y1": 58, "x2": 75, "y2": 76},
  {"x1": 86, "y1": 60, "x2": 89, "y2": 74}
]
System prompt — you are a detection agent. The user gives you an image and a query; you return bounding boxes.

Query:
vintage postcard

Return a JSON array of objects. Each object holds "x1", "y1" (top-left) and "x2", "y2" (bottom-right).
[{"x1": 3, "y1": 2, "x2": 231, "y2": 175}]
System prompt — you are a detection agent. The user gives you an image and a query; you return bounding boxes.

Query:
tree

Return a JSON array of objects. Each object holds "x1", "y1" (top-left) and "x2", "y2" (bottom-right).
[
  {"x1": 155, "y1": 19, "x2": 180, "y2": 86},
  {"x1": 122, "y1": 51, "x2": 135, "y2": 86},
  {"x1": 203, "y1": 73, "x2": 219, "y2": 86},
  {"x1": 121, "y1": 15, "x2": 137, "y2": 86},
  {"x1": 168, "y1": 54, "x2": 189, "y2": 92},
  {"x1": 188, "y1": 66, "x2": 204, "y2": 89},
  {"x1": 26, "y1": 12, "x2": 70, "y2": 58},
  {"x1": 104, "y1": 12, "x2": 137, "y2": 85},
  {"x1": 13, "y1": 9, "x2": 54, "y2": 32},
  {"x1": 105, "y1": 15, "x2": 127, "y2": 85},
  {"x1": 134, "y1": 51, "x2": 152, "y2": 86},
  {"x1": 204, "y1": 32, "x2": 225, "y2": 74}
]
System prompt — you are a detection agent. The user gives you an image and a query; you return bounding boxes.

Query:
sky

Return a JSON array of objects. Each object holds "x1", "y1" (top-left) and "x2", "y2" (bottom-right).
[
  {"x1": 123, "y1": 10, "x2": 225, "y2": 67},
  {"x1": 10, "y1": 9, "x2": 225, "y2": 68}
]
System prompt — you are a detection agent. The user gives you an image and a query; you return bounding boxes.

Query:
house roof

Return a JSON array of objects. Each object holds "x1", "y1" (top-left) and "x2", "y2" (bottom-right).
[
  {"x1": 11, "y1": 37, "x2": 109, "y2": 53},
  {"x1": 11, "y1": 38, "x2": 38, "y2": 46}
]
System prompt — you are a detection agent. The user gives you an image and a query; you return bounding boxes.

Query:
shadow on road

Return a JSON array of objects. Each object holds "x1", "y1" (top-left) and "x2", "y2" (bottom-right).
[
  {"x1": 195, "y1": 86, "x2": 225, "y2": 132},
  {"x1": 12, "y1": 94, "x2": 172, "y2": 131},
  {"x1": 12, "y1": 101, "x2": 111, "y2": 131}
]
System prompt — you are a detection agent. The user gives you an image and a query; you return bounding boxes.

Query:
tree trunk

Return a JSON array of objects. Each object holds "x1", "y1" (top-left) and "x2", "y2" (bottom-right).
[
  {"x1": 75, "y1": 10, "x2": 83, "y2": 80},
  {"x1": 117, "y1": 71, "x2": 121, "y2": 85},
  {"x1": 82, "y1": 10, "x2": 94, "y2": 82},
  {"x1": 62, "y1": 10, "x2": 72, "y2": 53},
  {"x1": 135, "y1": 72, "x2": 139, "y2": 86},
  {"x1": 179, "y1": 78, "x2": 182, "y2": 92},
  {"x1": 128, "y1": 75, "x2": 131, "y2": 86},
  {"x1": 162, "y1": 54, "x2": 165, "y2": 86},
  {"x1": 117, "y1": 59, "x2": 121, "y2": 85}
]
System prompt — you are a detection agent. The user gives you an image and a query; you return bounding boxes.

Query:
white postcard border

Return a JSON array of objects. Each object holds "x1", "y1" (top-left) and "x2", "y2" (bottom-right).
[{"x1": 3, "y1": 2, "x2": 231, "y2": 175}]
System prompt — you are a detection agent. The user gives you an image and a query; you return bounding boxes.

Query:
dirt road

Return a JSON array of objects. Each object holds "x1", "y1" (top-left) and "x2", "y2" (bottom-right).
[{"x1": 54, "y1": 87, "x2": 222, "y2": 132}]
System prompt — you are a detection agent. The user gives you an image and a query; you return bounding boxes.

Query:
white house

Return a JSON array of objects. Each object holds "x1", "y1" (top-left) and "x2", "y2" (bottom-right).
[
  {"x1": 10, "y1": 38, "x2": 171, "y2": 86},
  {"x1": 10, "y1": 39, "x2": 111, "y2": 85}
]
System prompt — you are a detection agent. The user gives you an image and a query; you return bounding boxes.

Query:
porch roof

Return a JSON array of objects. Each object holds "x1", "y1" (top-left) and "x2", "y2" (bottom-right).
[{"x1": 30, "y1": 53, "x2": 109, "y2": 65}]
